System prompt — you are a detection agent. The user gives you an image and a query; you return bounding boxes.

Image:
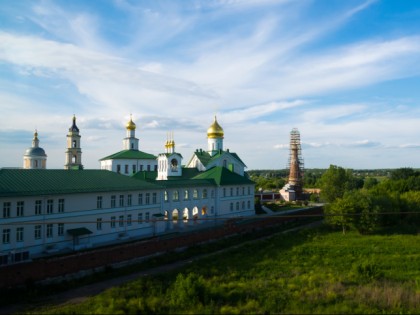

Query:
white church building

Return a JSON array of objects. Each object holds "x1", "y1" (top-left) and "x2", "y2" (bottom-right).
[{"x1": 0, "y1": 115, "x2": 255, "y2": 266}]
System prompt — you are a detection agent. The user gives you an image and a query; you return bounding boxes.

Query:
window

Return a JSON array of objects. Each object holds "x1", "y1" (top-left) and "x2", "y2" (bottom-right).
[
  {"x1": 111, "y1": 195, "x2": 116, "y2": 208},
  {"x1": 164, "y1": 191, "x2": 168, "y2": 202},
  {"x1": 138, "y1": 212, "x2": 143, "y2": 224},
  {"x1": 248, "y1": 186, "x2": 251, "y2": 195},
  {"x1": 138, "y1": 193, "x2": 143, "y2": 205},
  {"x1": 17, "y1": 201, "x2": 24, "y2": 217},
  {"x1": 230, "y1": 203, "x2": 233, "y2": 212},
  {"x1": 97, "y1": 196, "x2": 103, "y2": 209},
  {"x1": 58, "y1": 199, "x2": 65, "y2": 213},
  {"x1": 125, "y1": 164, "x2": 129, "y2": 174},
  {"x1": 154, "y1": 165, "x2": 158, "y2": 171},
  {"x1": 97, "y1": 218, "x2": 102, "y2": 230},
  {"x1": 34, "y1": 225, "x2": 42, "y2": 239},
  {"x1": 145, "y1": 212, "x2": 150, "y2": 222},
  {"x1": 16, "y1": 227, "x2": 24, "y2": 242},
  {"x1": 230, "y1": 187, "x2": 234, "y2": 196},
  {"x1": 247, "y1": 200, "x2": 251, "y2": 209},
  {"x1": 3, "y1": 202, "x2": 10, "y2": 218},
  {"x1": 173, "y1": 190, "x2": 179, "y2": 201},
  {"x1": 145, "y1": 193, "x2": 150, "y2": 205},
  {"x1": 35, "y1": 200, "x2": 42, "y2": 215},
  {"x1": 119, "y1": 215, "x2": 124, "y2": 227},
  {"x1": 127, "y1": 194, "x2": 132, "y2": 206},
  {"x1": 111, "y1": 216, "x2": 116, "y2": 228},
  {"x1": 147, "y1": 165, "x2": 151, "y2": 171},
  {"x1": 140, "y1": 165, "x2": 143, "y2": 171},
  {"x1": 46, "y1": 224, "x2": 53, "y2": 238},
  {"x1": 58, "y1": 223, "x2": 64, "y2": 236},
  {"x1": 184, "y1": 190, "x2": 189, "y2": 200},
  {"x1": 152, "y1": 193, "x2": 157, "y2": 204},
  {"x1": 236, "y1": 202, "x2": 239, "y2": 211},
  {"x1": 2, "y1": 229, "x2": 10, "y2": 244},
  {"x1": 132, "y1": 165, "x2": 136, "y2": 174},
  {"x1": 117, "y1": 164, "x2": 121, "y2": 173},
  {"x1": 242, "y1": 187, "x2": 245, "y2": 195},
  {"x1": 236, "y1": 187, "x2": 239, "y2": 196},
  {"x1": 211, "y1": 206, "x2": 214, "y2": 214},
  {"x1": 47, "y1": 199, "x2": 53, "y2": 214},
  {"x1": 223, "y1": 188, "x2": 226, "y2": 197},
  {"x1": 193, "y1": 189, "x2": 198, "y2": 199},
  {"x1": 119, "y1": 195, "x2": 124, "y2": 207},
  {"x1": 202, "y1": 189, "x2": 208, "y2": 199},
  {"x1": 127, "y1": 214, "x2": 132, "y2": 226},
  {"x1": 242, "y1": 201, "x2": 245, "y2": 210},
  {"x1": 211, "y1": 190, "x2": 215, "y2": 198}
]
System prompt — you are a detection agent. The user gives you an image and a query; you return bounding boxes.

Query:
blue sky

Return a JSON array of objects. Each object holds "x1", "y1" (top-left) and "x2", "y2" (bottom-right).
[{"x1": 1, "y1": 0, "x2": 419, "y2": 170}]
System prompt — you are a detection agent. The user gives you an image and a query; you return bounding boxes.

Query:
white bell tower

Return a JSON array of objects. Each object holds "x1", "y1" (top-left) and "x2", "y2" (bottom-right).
[
  {"x1": 65, "y1": 115, "x2": 83, "y2": 170},
  {"x1": 123, "y1": 115, "x2": 139, "y2": 150}
]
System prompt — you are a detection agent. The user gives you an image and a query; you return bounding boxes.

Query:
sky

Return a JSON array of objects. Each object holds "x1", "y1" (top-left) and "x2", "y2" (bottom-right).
[{"x1": 1, "y1": 0, "x2": 420, "y2": 170}]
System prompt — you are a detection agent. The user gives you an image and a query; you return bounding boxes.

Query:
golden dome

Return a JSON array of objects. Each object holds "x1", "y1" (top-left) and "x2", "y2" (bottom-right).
[
  {"x1": 207, "y1": 116, "x2": 224, "y2": 139},
  {"x1": 126, "y1": 115, "x2": 136, "y2": 130}
]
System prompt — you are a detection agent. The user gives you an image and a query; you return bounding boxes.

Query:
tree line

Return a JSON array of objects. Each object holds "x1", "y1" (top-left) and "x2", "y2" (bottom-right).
[{"x1": 320, "y1": 166, "x2": 420, "y2": 234}]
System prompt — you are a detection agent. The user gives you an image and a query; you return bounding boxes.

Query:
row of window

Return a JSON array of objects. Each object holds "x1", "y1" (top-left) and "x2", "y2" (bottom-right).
[
  {"x1": 2, "y1": 199, "x2": 65, "y2": 218},
  {"x1": 223, "y1": 186, "x2": 252, "y2": 198},
  {"x1": 116, "y1": 164, "x2": 157, "y2": 174},
  {"x1": 97, "y1": 193, "x2": 158, "y2": 209},
  {"x1": 96, "y1": 212, "x2": 151, "y2": 230},
  {"x1": 163, "y1": 188, "x2": 213, "y2": 202},
  {"x1": 0, "y1": 251, "x2": 29, "y2": 266},
  {"x1": 230, "y1": 200, "x2": 252, "y2": 211},
  {"x1": 2, "y1": 223, "x2": 65, "y2": 244}
]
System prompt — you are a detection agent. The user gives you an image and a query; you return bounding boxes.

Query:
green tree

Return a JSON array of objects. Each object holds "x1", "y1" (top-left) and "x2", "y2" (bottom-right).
[
  {"x1": 319, "y1": 165, "x2": 354, "y2": 203},
  {"x1": 325, "y1": 193, "x2": 356, "y2": 234}
]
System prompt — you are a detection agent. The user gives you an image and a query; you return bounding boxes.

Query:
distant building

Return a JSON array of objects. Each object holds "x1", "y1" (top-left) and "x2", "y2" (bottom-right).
[
  {"x1": 0, "y1": 115, "x2": 255, "y2": 266},
  {"x1": 99, "y1": 115, "x2": 157, "y2": 174},
  {"x1": 280, "y1": 128, "x2": 304, "y2": 201},
  {"x1": 23, "y1": 130, "x2": 47, "y2": 169},
  {"x1": 64, "y1": 115, "x2": 83, "y2": 170}
]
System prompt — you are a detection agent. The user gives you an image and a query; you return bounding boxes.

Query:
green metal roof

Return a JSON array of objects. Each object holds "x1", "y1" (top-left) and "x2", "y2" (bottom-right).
[
  {"x1": 189, "y1": 149, "x2": 246, "y2": 167},
  {"x1": 100, "y1": 149, "x2": 157, "y2": 161},
  {"x1": 192, "y1": 166, "x2": 255, "y2": 186},
  {"x1": 0, "y1": 169, "x2": 160, "y2": 197}
]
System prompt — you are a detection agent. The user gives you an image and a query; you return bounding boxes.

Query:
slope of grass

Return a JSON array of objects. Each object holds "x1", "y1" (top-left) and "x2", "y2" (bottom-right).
[{"x1": 27, "y1": 226, "x2": 420, "y2": 314}]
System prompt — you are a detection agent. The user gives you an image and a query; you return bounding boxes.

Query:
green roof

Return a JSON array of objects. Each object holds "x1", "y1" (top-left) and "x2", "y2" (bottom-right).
[
  {"x1": 132, "y1": 168, "x2": 213, "y2": 188},
  {"x1": 192, "y1": 166, "x2": 255, "y2": 186},
  {"x1": 190, "y1": 149, "x2": 246, "y2": 167},
  {"x1": 0, "y1": 169, "x2": 160, "y2": 197},
  {"x1": 100, "y1": 149, "x2": 157, "y2": 161}
]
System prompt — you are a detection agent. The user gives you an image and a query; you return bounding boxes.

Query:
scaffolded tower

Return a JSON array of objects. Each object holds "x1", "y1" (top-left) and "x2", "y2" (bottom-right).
[{"x1": 281, "y1": 128, "x2": 304, "y2": 201}]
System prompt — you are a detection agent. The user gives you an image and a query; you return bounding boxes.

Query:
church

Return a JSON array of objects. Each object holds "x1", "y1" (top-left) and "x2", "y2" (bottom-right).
[{"x1": 0, "y1": 115, "x2": 255, "y2": 266}]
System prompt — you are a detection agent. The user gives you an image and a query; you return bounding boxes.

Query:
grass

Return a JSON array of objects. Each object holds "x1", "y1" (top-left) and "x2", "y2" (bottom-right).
[{"x1": 24, "y1": 225, "x2": 420, "y2": 314}]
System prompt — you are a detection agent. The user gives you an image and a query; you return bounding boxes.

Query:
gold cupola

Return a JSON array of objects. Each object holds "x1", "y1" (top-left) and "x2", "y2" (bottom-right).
[
  {"x1": 207, "y1": 116, "x2": 224, "y2": 139},
  {"x1": 126, "y1": 115, "x2": 136, "y2": 130}
]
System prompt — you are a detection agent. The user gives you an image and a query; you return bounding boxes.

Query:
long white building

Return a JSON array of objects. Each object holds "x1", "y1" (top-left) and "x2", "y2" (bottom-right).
[{"x1": 0, "y1": 115, "x2": 255, "y2": 266}]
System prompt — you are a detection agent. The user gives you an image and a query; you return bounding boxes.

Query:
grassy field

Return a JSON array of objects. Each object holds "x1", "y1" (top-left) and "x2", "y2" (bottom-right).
[{"x1": 27, "y1": 226, "x2": 420, "y2": 314}]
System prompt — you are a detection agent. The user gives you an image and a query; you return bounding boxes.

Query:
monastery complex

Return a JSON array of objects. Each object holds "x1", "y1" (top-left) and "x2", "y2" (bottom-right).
[{"x1": 0, "y1": 115, "x2": 255, "y2": 266}]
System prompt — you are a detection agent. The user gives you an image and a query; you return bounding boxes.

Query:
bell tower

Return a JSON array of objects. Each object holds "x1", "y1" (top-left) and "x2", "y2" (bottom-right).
[{"x1": 65, "y1": 115, "x2": 83, "y2": 170}]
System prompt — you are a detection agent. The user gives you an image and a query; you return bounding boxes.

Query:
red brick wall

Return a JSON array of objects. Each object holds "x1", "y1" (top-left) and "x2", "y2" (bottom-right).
[{"x1": 0, "y1": 207, "x2": 322, "y2": 288}]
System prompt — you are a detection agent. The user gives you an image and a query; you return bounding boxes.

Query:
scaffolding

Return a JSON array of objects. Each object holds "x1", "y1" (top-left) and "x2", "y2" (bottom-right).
[{"x1": 287, "y1": 128, "x2": 304, "y2": 198}]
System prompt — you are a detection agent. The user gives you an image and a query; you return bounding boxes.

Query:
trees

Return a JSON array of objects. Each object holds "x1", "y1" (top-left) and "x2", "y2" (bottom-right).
[{"x1": 319, "y1": 165, "x2": 358, "y2": 203}]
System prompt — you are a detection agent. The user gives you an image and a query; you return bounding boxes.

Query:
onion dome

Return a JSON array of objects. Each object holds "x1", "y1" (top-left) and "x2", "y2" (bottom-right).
[
  {"x1": 69, "y1": 115, "x2": 79, "y2": 132},
  {"x1": 126, "y1": 115, "x2": 136, "y2": 130},
  {"x1": 24, "y1": 130, "x2": 46, "y2": 157},
  {"x1": 207, "y1": 116, "x2": 224, "y2": 139}
]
